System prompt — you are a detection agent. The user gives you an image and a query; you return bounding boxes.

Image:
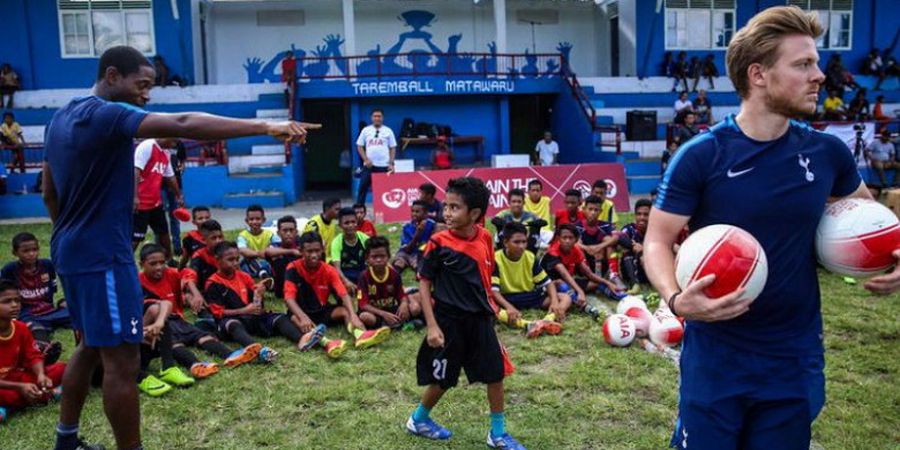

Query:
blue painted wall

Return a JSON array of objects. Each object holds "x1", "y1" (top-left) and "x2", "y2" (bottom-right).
[
  {"x1": 0, "y1": 0, "x2": 194, "y2": 89},
  {"x1": 551, "y1": 86, "x2": 594, "y2": 164},
  {"x1": 636, "y1": 0, "x2": 896, "y2": 80},
  {"x1": 182, "y1": 165, "x2": 297, "y2": 208}
]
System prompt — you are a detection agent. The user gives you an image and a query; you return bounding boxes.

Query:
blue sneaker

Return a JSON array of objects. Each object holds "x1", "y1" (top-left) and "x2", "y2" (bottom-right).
[
  {"x1": 598, "y1": 284, "x2": 626, "y2": 301},
  {"x1": 298, "y1": 324, "x2": 326, "y2": 351},
  {"x1": 406, "y1": 416, "x2": 453, "y2": 440},
  {"x1": 487, "y1": 431, "x2": 527, "y2": 449},
  {"x1": 258, "y1": 346, "x2": 279, "y2": 363}
]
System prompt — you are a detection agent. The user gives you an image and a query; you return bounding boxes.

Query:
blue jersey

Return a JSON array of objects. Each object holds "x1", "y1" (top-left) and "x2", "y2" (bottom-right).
[
  {"x1": 44, "y1": 96, "x2": 147, "y2": 275},
  {"x1": 656, "y1": 115, "x2": 860, "y2": 356},
  {"x1": 401, "y1": 219, "x2": 436, "y2": 255}
]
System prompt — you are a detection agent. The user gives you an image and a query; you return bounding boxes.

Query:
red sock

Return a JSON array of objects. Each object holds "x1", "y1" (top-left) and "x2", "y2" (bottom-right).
[{"x1": 609, "y1": 256, "x2": 620, "y2": 276}]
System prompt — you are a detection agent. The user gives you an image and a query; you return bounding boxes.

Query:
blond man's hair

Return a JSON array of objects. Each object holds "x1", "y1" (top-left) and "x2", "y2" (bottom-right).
[{"x1": 726, "y1": 6, "x2": 823, "y2": 99}]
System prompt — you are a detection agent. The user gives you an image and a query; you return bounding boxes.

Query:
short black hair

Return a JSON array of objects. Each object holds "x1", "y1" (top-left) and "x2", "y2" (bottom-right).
[
  {"x1": 213, "y1": 241, "x2": 238, "y2": 258},
  {"x1": 446, "y1": 177, "x2": 490, "y2": 221},
  {"x1": 364, "y1": 236, "x2": 391, "y2": 256},
  {"x1": 565, "y1": 189, "x2": 581, "y2": 199},
  {"x1": 528, "y1": 179, "x2": 543, "y2": 189},
  {"x1": 199, "y1": 219, "x2": 223, "y2": 234},
  {"x1": 502, "y1": 222, "x2": 528, "y2": 241},
  {"x1": 555, "y1": 223, "x2": 580, "y2": 240},
  {"x1": 0, "y1": 279, "x2": 17, "y2": 295},
  {"x1": 508, "y1": 188, "x2": 525, "y2": 200},
  {"x1": 583, "y1": 195, "x2": 603, "y2": 206},
  {"x1": 12, "y1": 232, "x2": 38, "y2": 252},
  {"x1": 419, "y1": 183, "x2": 437, "y2": 196},
  {"x1": 322, "y1": 198, "x2": 341, "y2": 212},
  {"x1": 246, "y1": 204, "x2": 265, "y2": 216},
  {"x1": 277, "y1": 215, "x2": 297, "y2": 228},
  {"x1": 353, "y1": 203, "x2": 367, "y2": 212},
  {"x1": 371, "y1": 108, "x2": 384, "y2": 116},
  {"x1": 96, "y1": 46, "x2": 153, "y2": 81},
  {"x1": 139, "y1": 243, "x2": 166, "y2": 262},
  {"x1": 299, "y1": 231, "x2": 324, "y2": 248},
  {"x1": 411, "y1": 200, "x2": 428, "y2": 209},
  {"x1": 338, "y1": 207, "x2": 357, "y2": 220},
  {"x1": 3, "y1": 112, "x2": 13, "y2": 120},
  {"x1": 592, "y1": 179, "x2": 608, "y2": 190},
  {"x1": 635, "y1": 199, "x2": 653, "y2": 211},
  {"x1": 191, "y1": 206, "x2": 210, "y2": 218}
]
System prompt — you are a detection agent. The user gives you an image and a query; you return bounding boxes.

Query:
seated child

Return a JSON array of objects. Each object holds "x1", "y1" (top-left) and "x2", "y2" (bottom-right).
[
  {"x1": 417, "y1": 183, "x2": 444, "y2": 223},
  {"x1": 267, "y1": 215, "x2": 302, "y2": 299},
  {"x1": 206, "y1": 242, "x2": 324, "y2": 361},
  {"x1": 285, "y1": 232, "x2": 390, "y2": 358},
  {"x1": 554, "y1": 189, "x2": 585, "y2": 227},
  {"x1": 541, "y1": 224, "x2": 625, "y2": 316},
  {"x1": 0, "y1": 280, "x2": 65, "y2": 423},
  {"x1": 184, "y1": 220, "x2": 226, "y2": 293},
  {"x1": 490, "y1": 189, "x2": 544, "y2": 252},
  {"x1": 330, "y1": 207, "x2": 370, "y2": 295},
  {"x1": 1, "y1": 233, "x2": 69, "y2": 362},
  {"x1": 617, "y1": 199, "x2": 652, "y2": 290},
  {"x1": 392, "y1": 200, "x2": 436, "y2": 274},
  {"x1": 304, "y1": 198, "x2": 341, "y2": 250},
  {"x1": 139, "y1": 244, "x2": 258, "y2": 376},
  {"x1": 491, "y1": 222, "x2": 565, "y2": 338},
  {"x1": 179, "y1": 206, "x2": 211, "y2": 269},
  {"x1": 354, "y1": 203, "x2": 377, "y2": 237},
  {"x1": 589, "y1": 179, "x2": 619, "y2": 225},
  {"x1": 577, "y1": 195, "x2": 622, "y2": 287},
  {"x1": 236, "y1": 204, "x2": 275, "y2": 279},
  {"x1": 357, "y1": 236, "x2": 423, "y2": 329},
  {"x1": 137, "y1": 295, "x2": 195, "y2": 397},
  {"x1": 524, "y1": 179, "x2": 554, "y2": 247}
]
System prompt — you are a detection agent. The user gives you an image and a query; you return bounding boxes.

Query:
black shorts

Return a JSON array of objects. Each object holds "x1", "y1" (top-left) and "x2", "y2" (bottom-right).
[
  {"x1": 416, "y1": 312, "x2": 507, "y2": 389},
  {"x1": 359, "y1": 305, "x2": 400, "y2": 329},
  {"x1": 219, "y1": 313, "x2": 286, "y2": 338},
  {"x1": 168, "y1": 316, "x2": 212, "y2": 346},
  {"x1": 133, "y1": 206, "x2": 169, "y2": 241},
  {"x1": 304, "y1": 305, "x2": 343, "y2": 327}
]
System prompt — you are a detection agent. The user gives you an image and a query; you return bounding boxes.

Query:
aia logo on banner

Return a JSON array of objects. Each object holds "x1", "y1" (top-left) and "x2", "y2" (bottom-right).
[
  {"x1": 573, "y1": 179, "x2": 617, "y2": 198},
  {"x1": 151, "y1": 161, "x2": 168, "y2": 175},
  {"x1": 382, "y1": 189, "x2": 407, "y2": 209}
]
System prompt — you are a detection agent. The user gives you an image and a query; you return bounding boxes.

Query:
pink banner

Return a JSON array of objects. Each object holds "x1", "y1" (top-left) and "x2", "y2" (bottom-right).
[{"x1": 372, "y1": 163, "x2": 630, "y2": 223}]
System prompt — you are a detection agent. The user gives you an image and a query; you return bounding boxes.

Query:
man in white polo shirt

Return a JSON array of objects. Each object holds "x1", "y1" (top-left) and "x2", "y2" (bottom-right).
[
  {"x1": 355, "y1": 109, "x2": 397, "y2": 204},
  {"x1": 535, "y1": 131, "x2": 559, "y2": 166}
]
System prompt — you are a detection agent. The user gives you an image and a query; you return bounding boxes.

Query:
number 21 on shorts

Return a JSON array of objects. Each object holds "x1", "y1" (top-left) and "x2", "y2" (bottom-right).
[{"x1": 432, "y1": 358, "x2": 448, "y2": 380}]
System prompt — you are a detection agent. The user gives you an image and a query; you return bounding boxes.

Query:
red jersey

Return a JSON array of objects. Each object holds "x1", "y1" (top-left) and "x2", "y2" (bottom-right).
[
  {"x1": 543, "y1": 240, "x2": 586, "y2": 278},
  {"x1": 358, "y1": 219, "x2": 377, "y2": 237},
  {"x1": 181, "y1": 230, "x2": 205, "y2": 260},
  {"x1": 281, "y1": 58, "x2": 297, "y2": 82},
  {"x1": 140, "y1": 268, "x2": 186, "y2": 318},
  {"x1": 284, "y1": 260, "x2": 347, "y2": 314},
  {"x1": 434, "y1": 149, "x2": 452, "y2": 169},
  {"x1": 134, "y1": 139, "x2": 175, "y2": 211},
  {"x1": 554, "y1": 209, "x2": 585, "y2": 227},
  {"x1": 183, "y1": 247, "x2": 218, "y2": 288},
  {"x1": 0, "y1": 321, "x2": 43, "y2": 380},
  {"x1": 357, "y1": 266, "x2": 407, "y2": 310},
  {"x1": 418, "y1": 227, "x2": 496, "y2": 316},
  {"x1": 204, "y1": 271, "x2": 256, "y2": 319}
]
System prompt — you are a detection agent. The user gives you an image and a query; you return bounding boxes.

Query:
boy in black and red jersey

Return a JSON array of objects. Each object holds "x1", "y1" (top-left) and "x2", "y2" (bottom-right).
[
  {"x1": 178, "y1": 206, "x2": 211, "y2": 269},
  {"x1": 406, "y1": 177, "x2": 524, "y2": 450},
  {"x1": 205, "y1": 242, "x2": 324, "y2": 362},
  {"x1": 357, "y1": 236, "x2": 423, "y2": 329}
]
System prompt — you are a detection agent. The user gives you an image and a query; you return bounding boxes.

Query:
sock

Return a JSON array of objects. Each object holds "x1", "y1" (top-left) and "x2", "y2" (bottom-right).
[
  {"x1": 226, "y1": 321, "x2": 256, "y2": 347},
  {"x1": 158, "y1": 324, "x2": 175, "y2": 370},
  {"x1": 138, "y1": 344, "x2": 154, "y2": 381},
  {"x1": 609, "y1": 254, "x2": 620, "y2": 276},
  {"x1": 490, "y1": 412, "x2": 506, "y2": 437},
  {"x1": 274, "y1": 315, "x2": 302, "y2": 342},
  {"x1": 200, "y1": 339, "x2": 233, "y2": 359},
  {"x1": 319, "y1": 336, "x2": 332, "y2": 348},
  {"x1": 172, "y1": 346, "x2": 199, "y2": 368},
  {"x1": 31, "y1": 328, "x2": 51, "y2": 344},
  {"x1": 54, "y1": 422, "x2": 79, "y2": 450},
  {"x1": 543, "y1": 312, "x2": 556, "y2": 322},
  {"x1": 497, "y1": 309, "x2": 528, "y2": 329},
  {"x1": 412, "y1": 403, "x2": 431, "y2": 422}
]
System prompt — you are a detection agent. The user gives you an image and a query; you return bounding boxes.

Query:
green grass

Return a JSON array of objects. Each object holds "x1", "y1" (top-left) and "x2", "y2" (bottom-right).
[{"x1": 0, "y1": 222, "x2": 898, "y2": 449}]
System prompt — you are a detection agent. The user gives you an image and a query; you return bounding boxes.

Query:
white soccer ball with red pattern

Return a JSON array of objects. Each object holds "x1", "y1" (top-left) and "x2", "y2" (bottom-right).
[
  {"x1": 615, "y1": 295, "x2": 648, "y2": 315},
  {"x1": 816, "y1": 199, "x2": 900, "y2": 277},
  {"x1": 624, "y1": 307, "x2": 652, "y2": 338},
  {"x1": 675, "y1": 224, "x2": 768, "y2": 301},
  {"x1": 602, "y1": 314, "x2": 637, "y2": 347},
  {"x1": 649, "y1": 316, "x2": 684, "y2": 347}
]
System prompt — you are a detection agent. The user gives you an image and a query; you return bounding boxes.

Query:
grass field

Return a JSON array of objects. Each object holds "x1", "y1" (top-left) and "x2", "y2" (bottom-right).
[{"x1": 0, "y1": 221, "x2": 897, "y2": 449}]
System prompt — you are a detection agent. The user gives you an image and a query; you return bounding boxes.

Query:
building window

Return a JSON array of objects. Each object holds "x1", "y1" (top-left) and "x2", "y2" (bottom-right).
[
  {"x1": 788, "y1": 0, "x2": 852, "y2": 50},
  {"x1": 58, "y1": 0, "x2": 155, "y2": 58},
  {"x1": 665, "y1": 0, "x2": 736, "y2": 50}
]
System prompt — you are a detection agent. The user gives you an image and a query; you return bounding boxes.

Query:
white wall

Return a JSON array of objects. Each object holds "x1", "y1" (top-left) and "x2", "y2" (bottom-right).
[{"x1": 205, "y1": 0, "x2": 608, "y2": 84}]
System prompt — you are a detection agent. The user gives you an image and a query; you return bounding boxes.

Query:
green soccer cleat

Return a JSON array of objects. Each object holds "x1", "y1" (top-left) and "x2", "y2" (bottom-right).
[
  {"x1": 138, "y1": 374, "x2": 172, "y2": 397},
  {"x1": 159, "y1": 367, "x2": 196, "y2": 387}
]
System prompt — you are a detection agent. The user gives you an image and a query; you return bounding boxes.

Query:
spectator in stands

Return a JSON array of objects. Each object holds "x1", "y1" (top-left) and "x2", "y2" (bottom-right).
[
  {"x1": 0, "y1": 64, "x2": 20, "y2": 108},
  {"x1": 865, "y1": 129, "x2": 898, "y2": 188},
  {"x1": 823, "y1": 53, "x2": 858, "y2": 92},
  {"x1": 693, "y1": 54, "x2": 719, "y2": 91},
  {"x1": 535, "y1": 131, "x2": 559, "y2": 166},
  {"x1": 847, "y1": 89, "x2": 871, "y2": 121},
  {"x1": 885, "y1": 53, "x2": 900, "y2": 78},
  {"x1": 673, "y1": 91, "x2": 693, "y2": 124},
  {"x1": 661, "y1": 52, "x2": 673, "y2": 77},
  {"x1": 861, "y1": 49, "x2": 885, "y2": 91},
  {"x1": 282, "y1": 50, "x2": 297, "y2": 85},
  {"x1": 0, "y1": 112, "x2": 25, "y2": 173},
  {"x1": 661, "y1": 137, "x2": 680, "y2": 174},
  {"x1": 693, "y1": 89, "x2": 712, "y2": 124},
  {"x1": 677, "y1": 112, "x2": 700, "y2": 143},
  {"x1": 431, "y1": 136, "x2": 454, "y2": 170},
  {"x1": 873, "y1": 95, "x2": 890, "y2": 121},
  {"x1": 152, "y1": 55, "x2": 183, "y2": 87},
  {"x1": 671, "y1": 51, "x2": 689, "y2": 92},
  {"x1": 823, "y1": 90, "x2": 846, "y2": 121},
  {"x1": 688, "y1": 56, "x2": 701, "y2": 91}
]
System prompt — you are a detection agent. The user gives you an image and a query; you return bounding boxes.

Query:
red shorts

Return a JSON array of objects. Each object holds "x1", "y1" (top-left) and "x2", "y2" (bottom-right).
[{"x1": 0, "y1": 363, "x2": 66, "y2": 410}]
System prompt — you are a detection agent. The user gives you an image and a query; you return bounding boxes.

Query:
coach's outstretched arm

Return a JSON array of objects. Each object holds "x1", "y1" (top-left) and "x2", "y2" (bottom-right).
[
  {"x1": 835, "y1": 182, "x2": 900, "y2": 295},
  {"x1": 643, "y1": 208, "x2": 751, "y2": 322},
  {"x1": 136, "y1": 113, "x2": 321, "y2": 143}
]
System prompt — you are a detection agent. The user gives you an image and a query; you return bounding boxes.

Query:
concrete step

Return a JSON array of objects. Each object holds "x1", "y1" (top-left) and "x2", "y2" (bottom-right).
[
  {"x1": 248, "y1": 164, "x2": 284, "y2": 174},
  {"x1": 222, "y1": 191, "x2": 287, "y2": 209},
  {"x1": 251, "y1": 144, "x2": 285, "y2": 155},
  {"x1": 256, "y1": 108, "x2": 290, "y2": 119},
  {"x1": 228, "y1": 154, "x2": 286, "y2": 173},
  {"x1": 620, "y1": 140, "x2": 667, "y2": 158}
]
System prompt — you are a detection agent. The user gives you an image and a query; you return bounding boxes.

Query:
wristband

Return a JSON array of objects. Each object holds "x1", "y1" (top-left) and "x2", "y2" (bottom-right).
[{"x1": 667, "y1": 291, "x2": 682, "y2": 316}]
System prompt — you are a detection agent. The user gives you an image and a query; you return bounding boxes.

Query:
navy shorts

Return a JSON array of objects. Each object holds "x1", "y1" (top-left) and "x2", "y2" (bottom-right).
[
  {"x1": 670, "y1": 327, "x2": 825, "y2": 449},
  {"x1": 20, "y1": 307, "x2": 72, "y2": 332},
  {"x1": 503, "y1": 291, "x2": 547, "y2": 309},
  {"x1": 60, "y1": 265, "x2": 144, "y2": 347}
]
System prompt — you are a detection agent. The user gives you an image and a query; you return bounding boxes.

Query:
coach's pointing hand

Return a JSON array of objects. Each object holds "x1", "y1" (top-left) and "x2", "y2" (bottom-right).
[
  {"x1": 672, "y1": 274, "x2": 752, "y2": 322},
  {"x1": 426, "y1": 325, "x2": 445, "y2": 348},
  {"x1": 864, "y1": 249, "x2": 900, "y2": 295},
  {"x1": 267, "y1": 121, "x2": 322, "y2": 144}
]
